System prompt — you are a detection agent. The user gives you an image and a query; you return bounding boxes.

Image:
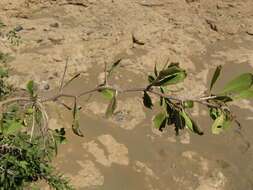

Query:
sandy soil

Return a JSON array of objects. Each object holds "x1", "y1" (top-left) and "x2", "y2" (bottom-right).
[{"x1": 1, "y1": 0, "x2": 253, "y2": 189}]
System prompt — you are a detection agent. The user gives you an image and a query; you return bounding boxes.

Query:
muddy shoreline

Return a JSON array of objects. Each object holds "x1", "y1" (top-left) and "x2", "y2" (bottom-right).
[{"x1": 1, "y1": 0, "x2": 253, "y2": 189}]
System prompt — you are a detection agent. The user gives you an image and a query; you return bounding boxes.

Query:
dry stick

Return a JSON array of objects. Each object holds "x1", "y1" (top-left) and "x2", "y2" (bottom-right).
[
  {"x1": 59, "y1": 57, "x2": 69, "y2": 93},
  {"x1": 0, "y1": 97, "x2": 31, "y2": 107},
  {"x1": 104, "y1": 62, "x2": 108, "y2": 85},
  {"x1": 36, "y1": 102, "x2": 49, "y2": 134},
  {"x1": 0, "y1": 85, "x2": 219, "y2": 110},
  {"x1": 30, "y1": 106, "x2": 35, "y2": 142},
  {"x1": 56, "y1": 100, "x2": 72, "y2": 110},
  {"x1": 138, "y1": 2, "x2": 166, "y2": 7},
  {"x1": 62, "y1": 72, "x2": 82, "y2": 89}
]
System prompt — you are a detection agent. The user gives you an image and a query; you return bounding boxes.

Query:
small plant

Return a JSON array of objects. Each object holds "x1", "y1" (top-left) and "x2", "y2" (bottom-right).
[
  {"x1": 0, "y1": 122, "x2": 72, "y2": 190},
  {"x1": 0, "y1": 20, "x2": 22, "y2": 46},
  {"x1": 6, "y1": 30, "x2": 21, "y2": 46},
  {"x1": 0, "y1": 71, "x2": 73, "y2": 189},
  {"x1": 0, "y1": 52, "x2": 13, "y2": 64},
  {"x1": 0, "y1": 67, "x2": 12, "y2": 100}
]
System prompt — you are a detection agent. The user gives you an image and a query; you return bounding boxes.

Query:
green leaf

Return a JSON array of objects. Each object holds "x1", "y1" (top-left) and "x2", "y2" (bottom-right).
[
  {"x1": 180, "y1": 110, "x2": 203, "y2": 135},
  {"x1": 100, "y1": 89, "x2": 114, "y2": 100},
  {"x1": 211, "y1": 114, "x2": 225, "y2": 134},
  {"x1": 153, "y1": 65, "x2": 187, "y2": 86},
  {"x1": 148, "y1": 75, "x2": 155, "y2": 83},
  {"x1": 72, "y1": 100, "x2": 84, "y2": 137},
  {"x1": 54, "y1": 128, "x2": 67, "y2": 144},
  {"x1": 162, "y1": 72, "x2": 186, "y2": 86},
  {"x1": 105, "y1": 96, "x2": 117, "y2": 118},
  {"x1": 173, "y1": 110, "x2": 185, "y2": 135},
  {"x1": 180, "y1": 110, "x2": 193, "y2": 131},
  {"x1": 213, "y1": 96, "x2": 233, "y2": 103},
  {"x1": 143, "y1": 91, "x2": 153, "y2": 109},
  {"x1": 209, "y1": 107, "x2": 221, "y2": 120},
  {"x1": 183, "y1": 100, "x2": 194, "y2": 108},
  {"x1": 221, "y1": 73, "x2": 253, "y2": 95},
  {"x1": 19, "y1": 160, "x2": 28, "y2": 167},
  {"x1": 154, "y1": 64, "x2": 158, "y2": 77},
  {"x1": 72, "y1": 119, "x2": 83, "y2": 137},
  {"x1": 210, "y1": 65, "x2": 222, "y2": 91},
  {"x1": 3, "y1": 121, "x2": 23, "y2": 135},
  {"x1": 234, "y1": 89, "x2": 253, "y2": 100},
  {"x1": 153, "y1": 112, "x2": 167, "y2": 129},
  {"x1": 158, "y1": 65, "x2": 183, "y2": 78},
  {"x1": 223, "y1": 120, "x2": 231, "y2": 130},
  {"x1": 0, "y1": 67, "x2": 8, "y2": 78},
  {"x1": 26, "y1": 80, "x2": 37, "y2": 97}
]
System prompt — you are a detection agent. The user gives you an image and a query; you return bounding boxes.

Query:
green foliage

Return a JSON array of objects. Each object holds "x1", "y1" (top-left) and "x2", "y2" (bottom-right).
[
  {"x1": 153, "y1": 112, "x2": 167, "y2": 130},
  {"x1": 0, "y1": 68, "x2": 12, "y2": 100},
  {"x1": 0, "y1": 67, "x2": 8, "y2": 78},
  {"x1": 234, "y1": 89, "x2": 253, "y2": 100},
  {"x1": 149, "y1": 63, "x2": 186, "y2": 87},
  {"x1": 183, "y1": 100, "x2": 194, "y2": 108},
  {"x1": 26, "y1": 80, "x2": 38, "y2": 99},
  {"x1": 0, "y1": 105, "x2": 73, "y2": 190},
  {"x1": 105, "y1": 95, "x2": 117, "y2": 118},
  {"x1": 100, "y1": 88, "x2": 117, "y2": 118},
  {"x1": 144, "y1": 64, "x2": 253, "y2": 135},
  {"x1": 0, "y1": 133, "x2": 73, "y2": 190},
  {"x1": 0, "y1": 78, "x2": 73, "y2": 190},
  {"x1": 210, "y1": 65, "x2": 222, "y2": 91},
  {"x1": 143, "y1": 91, "x2": 153, "y2": 109},
  {"x1": 180, "y1": 110, "x2": 194, "y2": 131},
  {"x1": 100, "y1": 89, "x2": 114, "y2": 100},
  {"x1": 221, "y1": 73, "x2": 253, "y2": 95}
]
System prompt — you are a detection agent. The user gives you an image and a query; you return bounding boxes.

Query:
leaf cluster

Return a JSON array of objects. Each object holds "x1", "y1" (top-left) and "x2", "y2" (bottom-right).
[
  {"x1": 0, "y1": 80, "x2": 73, "y2": 189},
  {"x1": 146, "y1": 64, "x2": 253, "y2": 135},
  {"x1": 0, "y1": 131, "x2": 73, "y2": 190}
]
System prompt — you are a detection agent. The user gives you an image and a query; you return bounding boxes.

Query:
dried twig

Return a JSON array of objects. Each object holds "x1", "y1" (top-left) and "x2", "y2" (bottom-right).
[
  {"x1": 104, "y1": 62, "x2": 108, "y2": 85},
  {"x1": 30, "y1": 106, "x2": 35, "y2": 142},
  {"x1": 59, "y1": 57, "x2": 69, "y2": 93}
]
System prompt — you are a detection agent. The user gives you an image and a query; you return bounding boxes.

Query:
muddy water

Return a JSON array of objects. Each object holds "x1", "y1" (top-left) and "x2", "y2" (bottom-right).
[{"x1": 50, "y1": 36, "x2": 253, "y2": 190}]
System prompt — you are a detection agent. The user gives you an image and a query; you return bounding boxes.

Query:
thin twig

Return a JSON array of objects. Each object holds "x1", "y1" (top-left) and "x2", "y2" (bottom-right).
[
  {"x1": 147, "y1": 89, "x2": 182, "y2": 102},
  {"x1": 59, "y1": 57, "x2": 69, "y2": 93},
  {"x1": 30, "y1": 106, "x2": 35, "y2": 142},
  {"x1": 1, "y1": 86, "x2": 220, "y2": 110},
  {"x1": 104, "y1": 62, "x2": 108, "y2": 85},
  {"x1": 199, "y1": 95, "x2": 217, "y2": 101},
  {"x1": 0, "y1": 97, "x2": 30, "y2": 107},
  {"x1": 36, "y1": 102, "x2": 49, "y2": 135},
  {"x1": 62, "y1": 72, "x2": 83, "y2": 89},
  {"x1": 56, "y1": 100, "x2": 72, "y2": 110}
]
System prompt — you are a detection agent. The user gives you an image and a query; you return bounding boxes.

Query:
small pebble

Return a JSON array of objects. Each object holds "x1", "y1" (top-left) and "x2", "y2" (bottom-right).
[
  {"x1": 50, "y1": 23, "x2": 59, "y2": 28},
  {"x1": 14, "y1": 25, "x2": 23, "y2": 32},
  {"x1": 44, "y1": 83, "x2": 50, "y2": 90}
]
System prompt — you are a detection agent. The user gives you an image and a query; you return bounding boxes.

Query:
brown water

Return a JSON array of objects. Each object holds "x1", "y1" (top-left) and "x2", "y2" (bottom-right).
[{"x1": 49, "y1": 35, "x2": 253, "y2": 190}]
